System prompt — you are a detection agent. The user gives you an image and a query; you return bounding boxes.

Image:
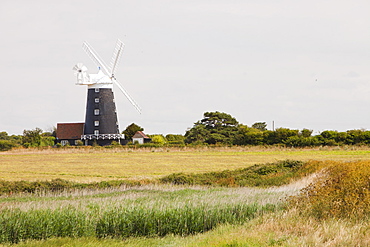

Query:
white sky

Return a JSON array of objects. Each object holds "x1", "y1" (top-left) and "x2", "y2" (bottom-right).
[{"x1": 1, "y1": 0, "x2": 369, "y2": 135}]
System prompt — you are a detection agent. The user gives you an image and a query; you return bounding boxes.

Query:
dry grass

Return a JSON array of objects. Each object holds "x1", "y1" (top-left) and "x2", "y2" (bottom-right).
[
  {"x1": 1, "y1": 146, "x2": 370, "y2": 182},
  {"x1": 290, "y1": 160, "x2": 370, "y2": 220},
  {"x1": 0, "y1": 181, "x2": 303, "y2": 212},
  {"x1": 186, "y1": 208, "x2": 370, "y2": 247}
]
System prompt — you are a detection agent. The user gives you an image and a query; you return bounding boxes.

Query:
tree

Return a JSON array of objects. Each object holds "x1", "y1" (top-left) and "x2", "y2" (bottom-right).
[
  {"x1": 346, "y1": 129, "x2": 363, "y2": 144},
  {"x1": 0, "y1": 132, "x2": 9, "y2": 140},
  {"x1": 165, "y1": 134, "x2": 185, "y2": 145},
  {"x1": 0, "y1": 132, "x2": 22, "y2": 146},
  {"x1": 263, "y1": 128, "x2": 299, "y2": 145},
  {"x1": 0, "y1": 140, "x2": 16, "y2": 151},
  {"x1": 200, "y1": 111, "x2": 239, "y2": 130},
  {"x1": 0, "y1": 132, "x2": 19, "y2": 151},
  {"x1": 300, "y1": 129, "x2": 313, "y2": 138},
  {"x1": 284, "y1": 136, "x2": 320, "y2": 147},
  {"x1": 122, "y1": 123, "x2": 144, "y2": 141},
  {"x1": 252, "y1": 122, "x2": 267, "y2": 131},
  {"x1": 234, "y1": 125, "x2": 264, "y2": 145},
  {"x1": 22, "y1": 128, "x2": 43, "y2": 147},
  {"x1": 319, "y1": 130, "x2": 339, "y2": 146},
  {"x1": 185, "y1": 111, "x2": 239, "y2": 145},
  {"x1": 41, "y1": 136, "x2": 56, "y2": 146},
  {"x1": 150, "y1": 135, "x2": 167, "y2": 145},
  {"x1": 320, "y1": 130, "x2": 338, "y2": 140},
  {"x1": 184, "y1": 124, "x2": 208, "y2": 144},
  {"x1": 42, "y1": 126, "x2": 57, "y2": 137}
]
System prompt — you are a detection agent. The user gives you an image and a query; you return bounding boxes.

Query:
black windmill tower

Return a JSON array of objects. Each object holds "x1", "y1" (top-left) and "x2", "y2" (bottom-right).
[{"x1": 73, "y1": 40, "x2": 141, "y2": 145}]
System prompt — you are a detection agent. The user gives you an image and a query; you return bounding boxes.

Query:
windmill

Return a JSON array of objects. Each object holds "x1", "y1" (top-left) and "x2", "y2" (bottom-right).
[{"x1": 73, "y1": 39, "x2": 141, "y2": 145}]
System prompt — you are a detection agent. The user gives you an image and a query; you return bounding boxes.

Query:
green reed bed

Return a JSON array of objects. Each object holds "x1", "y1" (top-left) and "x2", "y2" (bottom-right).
[
  {"x1": 0, "y1": 202, "x2": 276, "y2": 244},
  {"x1": 95, "y1": 203, "x2": 276, "y2": 238},
  {"x1": 0, "y1": 207, "x2": 91, "y2": 244}
]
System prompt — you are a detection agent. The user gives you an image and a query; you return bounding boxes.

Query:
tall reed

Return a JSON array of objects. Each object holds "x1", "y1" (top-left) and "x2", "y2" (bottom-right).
[
  {"x1": 0, "y1": 207, "x2": 91, "y2": 244},
  {"x1": 0, "y1": 202, "x2": 276, "y2": 244},
  {"x1": 95, "y1": 203, "x2": 276, "y2": 238}
]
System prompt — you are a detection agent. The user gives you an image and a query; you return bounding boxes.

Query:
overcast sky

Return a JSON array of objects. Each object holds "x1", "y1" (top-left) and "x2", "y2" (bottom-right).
[{"x1": 1, "y1": 0, "x2": 370, "y2": 135}]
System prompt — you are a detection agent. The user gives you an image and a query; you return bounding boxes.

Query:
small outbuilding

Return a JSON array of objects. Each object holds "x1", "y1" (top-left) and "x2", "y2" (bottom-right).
[
  {"x1": 132, "y1": 131, "x2": 151, "y2": 144},
  {"x1": 56, "y1": 123, "x2": 85, "y2": 146}
]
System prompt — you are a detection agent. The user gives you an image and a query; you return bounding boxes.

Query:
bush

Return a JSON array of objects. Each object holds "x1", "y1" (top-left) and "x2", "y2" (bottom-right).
[
  {"x1": 160, "y1": 173, "x2": 195, "y2": 185},
  {"x1": 0, "y1": 140, "x2": 16, "y2": 151},
  {"x1": 22, "y1": 128, "x2": 43, "y2": 147},
  {"x1": 150, "y1": 135, "x2": 167, "y2": 145},
  {"x1": 75, "y1": 140, "x2": 84, "y2": 146},
  {"x1": 40, "y1": 136, "x2": 55, "y2": 147}
]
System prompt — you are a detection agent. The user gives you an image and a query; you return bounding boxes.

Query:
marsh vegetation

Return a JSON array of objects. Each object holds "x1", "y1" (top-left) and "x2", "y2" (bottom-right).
[{"x1": 0, "y1": 148, "x2": 369, "y2": 246}]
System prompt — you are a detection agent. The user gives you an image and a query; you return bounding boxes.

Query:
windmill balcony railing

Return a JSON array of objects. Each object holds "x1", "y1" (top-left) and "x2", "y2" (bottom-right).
[{"x1": 81, "y1": 134, "x2": 124, "y2": 140}]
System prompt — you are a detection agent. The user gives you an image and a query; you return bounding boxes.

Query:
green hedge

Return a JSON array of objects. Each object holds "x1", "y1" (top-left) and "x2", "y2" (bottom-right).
[{"x1": 160, "y1": 160, "x2": 305, "y2": 187}]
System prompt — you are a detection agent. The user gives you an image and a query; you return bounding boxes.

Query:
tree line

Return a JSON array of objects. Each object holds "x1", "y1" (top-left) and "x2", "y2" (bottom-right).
[
  {"x1": 1, "y1": 111, "x2": 370, "y2": 151},
  {"x1": 184, "y1": 112, "x2": 370, "y2": 147},
  {"x1": 0, "y1": 128, "x2": 56, "y2": 151}
]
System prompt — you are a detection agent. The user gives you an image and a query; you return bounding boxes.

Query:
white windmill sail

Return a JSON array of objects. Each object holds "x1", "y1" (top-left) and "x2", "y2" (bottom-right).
[
  {"x1": 82, "y1": 41, "x2": 111, "y2": 77},
  {"x1": 110, "y1": 39, "x2": 124, "y2": 78},
  {"x1": 80, "y1": 40, "x2": 142, "y2": 114},
  {"x1": 113, "y1": 79, "x2": 142, "y2": 114}
]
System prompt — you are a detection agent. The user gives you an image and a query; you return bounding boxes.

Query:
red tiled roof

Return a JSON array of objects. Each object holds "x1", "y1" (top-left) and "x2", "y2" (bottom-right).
[
  {"x1": 132, "y1": 131, "x2": 149, "y2": 139},
  {"x1": 56, "y1": 123, "x2": 84, "y2": 139}
]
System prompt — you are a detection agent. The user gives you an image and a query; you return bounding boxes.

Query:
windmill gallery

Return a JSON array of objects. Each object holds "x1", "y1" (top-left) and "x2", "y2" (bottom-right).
[{"x1": 56, "y1": 40, "x2": 143, "y2": 146}]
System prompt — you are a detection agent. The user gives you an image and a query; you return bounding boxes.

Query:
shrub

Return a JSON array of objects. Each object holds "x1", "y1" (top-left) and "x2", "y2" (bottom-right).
[
  {"x1": 159, "y1": 173, "x2": 195, "y2": 185},
  {"x1": 0, "y1": 140, "x2": 16, "y2": 151},
  {"x1": 75, "y1": 140, "x2": 84, "y2": 146},
  {"x1": 110, "y1": 141, "x2": 121, "y2": 146},
  {"x1": 150, "y1": 135, "x2": 167, "y2": 145},
  {"x1": 40, "y1": 136, "x2": 55, "y2": 147},
  {"x1": 165, "y1": 134, "x2": 185, "y2": 145}
]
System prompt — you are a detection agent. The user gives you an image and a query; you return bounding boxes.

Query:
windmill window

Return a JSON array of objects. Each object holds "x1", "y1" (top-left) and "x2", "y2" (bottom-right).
[
  {"x1": 95, "y1": 88, "x2": 100, "y2": 93},
  {"x1": 94, "y1": 130, "x2": 99, "y2": 135},
  {"x1": 94, "y1": 109, "x2": 99, "y2": 115},
  {"x1": 95, "y1": 121, "x2": 99, "y2": 126},
  {"x1": 95, "y1": 98, "x2": 99, "y2": 103}
]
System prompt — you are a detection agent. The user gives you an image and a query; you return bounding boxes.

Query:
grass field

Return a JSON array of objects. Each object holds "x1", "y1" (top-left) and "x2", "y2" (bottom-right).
[{"x1": 1, "y1": 146, "x2": 370, "y2": 182}]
